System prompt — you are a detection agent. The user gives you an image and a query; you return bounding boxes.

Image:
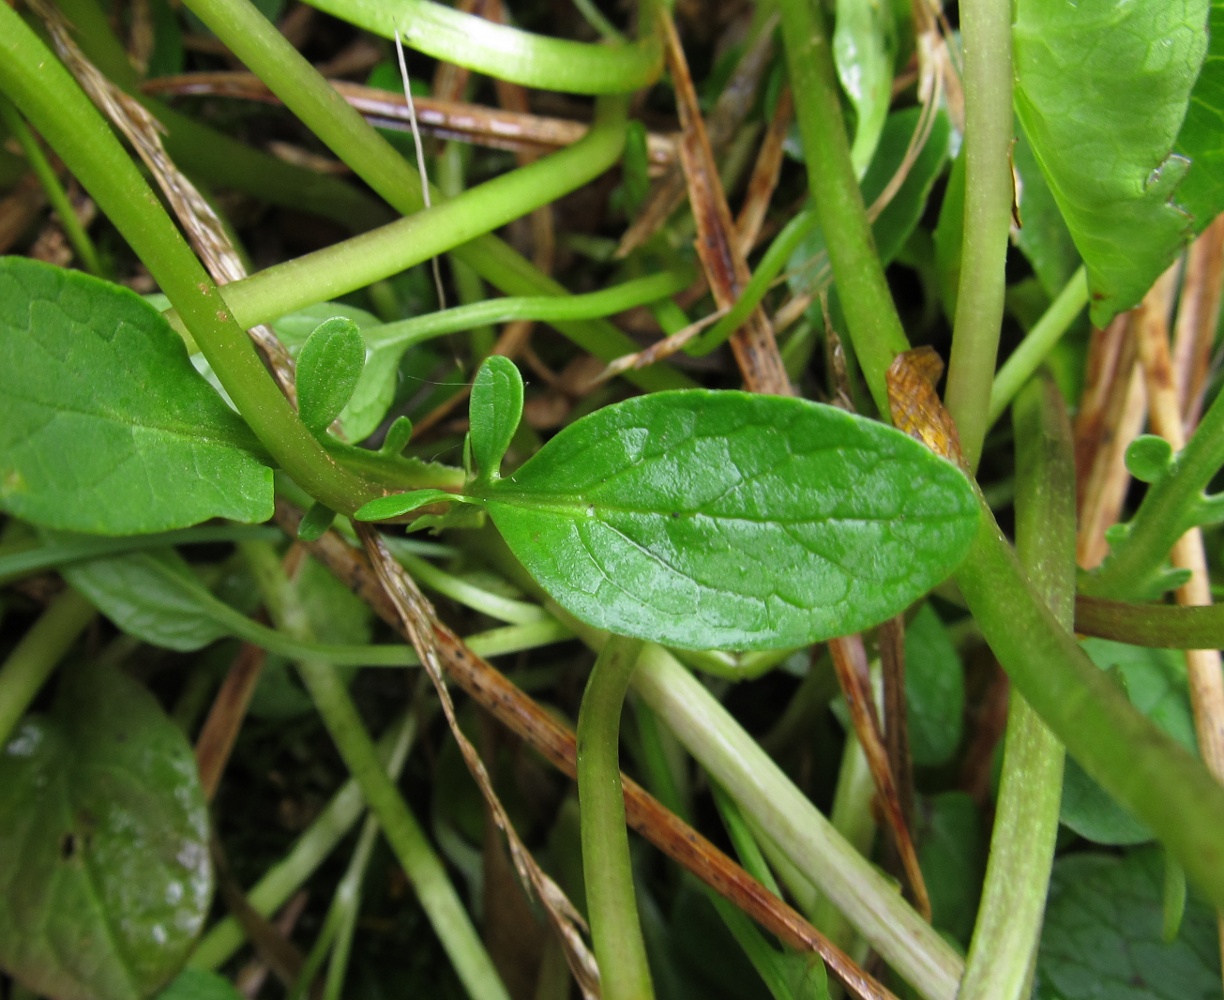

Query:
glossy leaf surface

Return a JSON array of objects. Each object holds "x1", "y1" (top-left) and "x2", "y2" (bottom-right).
[
  {"x1": 295, "y1": 316, "x2": 365, "y2": 434},
  {"x1": 1013, "y1": 0, "x2": 1207, "y2": 326},
  {"x1": 0, "y1": 257, "x2": 274, "y2": 533},
  {"x1": 0, "y1": 664, "x2": 212, "y2": 1000},
  {"x1": 833, "y1": 0, "x2": 895, "y2": 176},
  {"x1": 477, "y1": 391, "x2": 978, "y2": 650},
  {"x1": 1173, "y1": 1, "x2": 1224, "y2": 231}
]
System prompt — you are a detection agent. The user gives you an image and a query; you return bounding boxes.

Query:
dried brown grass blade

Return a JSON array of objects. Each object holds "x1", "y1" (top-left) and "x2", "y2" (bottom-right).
[
  {"x1": 1073, "y1": 313, "x2": 1146, "y2": 569},
  {"x1": 356, "y1": 526, "x2": 601, "y2": 1000},
  {"x1": 616, "y1": 17, "x2": 777, "y2": 258},
  {"x1": 659, "y1": 8, "x2": 790, "y2": 396},
  {"x1": 143, "y1": 73, "x2": 678, "y2": 174},
  {"x1": 829, "y1": 634, "x2": 932, "y2": 922},
  {"x1": 195, "y1": 641, "x2": 267, "y2": 803}
]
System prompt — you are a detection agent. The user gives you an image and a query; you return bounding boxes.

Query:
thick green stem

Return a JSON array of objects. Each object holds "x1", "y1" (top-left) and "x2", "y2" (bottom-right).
[
  {"x1": 959, "y1": 377, "x2": 1070, "y2": 999},
  {"x1": 954, "y1": 500, "x2": 1224, "y2": 908},
  {"x1": 241, "y1": 541, "x2": 510, "y2": 1000},
  {"x1": 989, "y1": 267, "x2": 1088, "y2": 427},
  {"x1": 0, "y1": 7, "x2": 382, "y2": 514},
  {"x1": 778, "y1": 0, "x2": 909, "y2": 414},
  {"x1": 0, "y1": 589, "x2": 96, "y2": 748},
  {"x1": 577, "y1": 636, "x2": 655, "y2": 1000},
  {"x1": 303, "y1": 0, "x2": 661, "y2": 93},
  {"x1": 943, "y1": 0, "x2": 1016, "y2": 469}
]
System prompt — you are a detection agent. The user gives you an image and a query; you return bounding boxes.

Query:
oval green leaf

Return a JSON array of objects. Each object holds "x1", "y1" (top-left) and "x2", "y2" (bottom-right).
[
  {"x1": 1014, "y1": 0, "x2": 1207, "y2": 326},
  {"x1": 477, "y1": 391, "x2": 978, "y2": 650},
  {"x1": 469, "y1": 354, "x2": 524, "y2": 483},
  {"x1": 0, "y1": 663, "x2": 212, "y2": 1000},
  {"x1": 295, "y1": 316, "x2": 366, "y2": 434},
  {"x1": 0, "y1": 257, "x2": 273, "y2": 534},
  {"x1": 353, "y1": 488, "x2": 457, "y2": 522}
]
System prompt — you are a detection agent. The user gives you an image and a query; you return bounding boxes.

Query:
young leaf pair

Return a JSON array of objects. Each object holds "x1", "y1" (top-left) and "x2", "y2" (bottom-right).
[{"x1": 357, "y1": 356, "x2": 980, "y2": 652}]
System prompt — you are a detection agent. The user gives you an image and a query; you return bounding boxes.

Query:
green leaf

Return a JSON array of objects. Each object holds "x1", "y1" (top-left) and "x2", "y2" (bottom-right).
[
  {"x1": 905, "y1": 603, "x2": 965, "y2": 767},
  {"x1": 0, "y1": 257, "x2": 273, "y2": 534},
  {"x1": 917, "y1": 791, "x2": 985, "y2": 944},
  {"x1": 1011, "y1": 129, "x2": 1082, "y2": 299},
  {"x1": 295, "y1": 316, "x2": 365, "y2": 434},
  {"x1": 1037, "y1": 848, "x2": 1222, "y2": 1000},
  {"x1": 833, "y1": 0, "x2": 896, "y2": 176},
  {"x1": 1013, "y1": 0, "x2": 1207, "y2": 326},
  {"x1": 63, "y1": 549, "x2": 233, "y2": 652},
  {"x1": 0, "y1": 663, "x2": 212, "y2": 1000},
  {"x1": 1173, "y1": 1, "x2": 1224, "y2": 231},
  {"x1": 469, "y1": 355, "x2": 524, "y2": 483},
  {"x1": 476, "y1": 390, "x2": 978, "y2": 650},
  {"x1": 272, "y1": 300, "x2": 393, "y2": 441},
  {"x1": 1060, "y1": 639, "x2": 1198, "y2": 845},
  {"x1": 354, "y1": 488, "x2": 458, "y2": 522},
  {"x1": 154, "y1": 969, "x2": 246, "y2": 1000},
  {"x1": 154, "y1": 968, "x2": 246, "y2": 1000}
]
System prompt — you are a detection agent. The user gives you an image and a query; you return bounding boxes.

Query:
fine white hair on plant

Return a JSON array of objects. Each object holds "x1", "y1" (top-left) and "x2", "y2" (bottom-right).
[{"x1": 394, "y1": 28, "x2": 447, "y2": 310}]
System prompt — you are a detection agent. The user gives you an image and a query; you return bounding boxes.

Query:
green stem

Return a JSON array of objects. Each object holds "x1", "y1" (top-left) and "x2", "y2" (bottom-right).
[
  {"x1": 0, "y1": 8, "x2": 382, "y2": 514},
  {"x1": 988, "y1": 266, "x2": 1088, "y2": 427},
  {"x1": 954, "y1": 498, "x2": 1224, "y2": 908},
  {"x1": 1074, "y1": 597, "x2": 1224, "y2": 650},
  {"x1": 0, "y1": 94, "x2": 103, "y2": 276},
  {"x1": 577, "y1": 635, "x2": 655, "y2": 1000},
  {"x1": 959, "y1": 377, "x2": 1070, "y2": 1000},
  {"x1": 303, "y1": 0, "x2": 661, "y2": 93},
  {"x1": 0, "y1": 589, "x2": 96, "y2": 748},
  {"x1": 629, "y1": 644, "x2": 964, "y2": 1000},
  {"x1": 778, "y1": 0, "x2": 909, "y2": 414},
  {"x1": 358, "y1": 270, "x2": 693, "y2": 355},
  {"x1": 241, "y1": 540, "x2": 510, "y2": 1000},
  {"x1": 943, "y1": 0, "x2": 1015, "y2": 469},
  {"x1": 1082, "y1": 372, "x2": 1224, "y2": 599}
]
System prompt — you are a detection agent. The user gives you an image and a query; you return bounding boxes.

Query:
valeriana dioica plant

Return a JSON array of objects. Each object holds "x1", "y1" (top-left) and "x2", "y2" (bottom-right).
[{"x1": 1, "y1": 0, "x2": 1223, "y2": 998}]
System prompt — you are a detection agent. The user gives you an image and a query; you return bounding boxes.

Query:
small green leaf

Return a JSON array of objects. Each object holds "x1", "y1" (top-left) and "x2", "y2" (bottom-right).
[
  {"x1": 297, "y1": 502, "x2": 336, "y2": 540},
  {"x1": 1126, "y1": 435, "x2": 1176, "y2": 484},
  {"x1": 0, "y1": 257, "x2": 273, "y2": 534},
  {"x1": 833, "y1": 0, "x2": 896, "y2": 176},
  {"x1": 1037, "y1": 848, "x2": 1222, "y2": 1000},
  {"x1": 353, "y1": 488, "x2": 457, "y2": 522},
  {"x1": 0, "y1": 663, "x2": 212, "y2": 1000},
  {"x1": 272, "y1": 301, "x2": 391, "y2": 441},
  {"x1": 1014, "y1": 0, "x2": 1207, "y2": 326},
  {"x1": 469, "y1": 355, "x2": 524, "y2": 483},
  {"x1": 1061, "y1": 639, "x2": 1198, "y2": 845},
  {"x1": 63, "y1": 549, "x2": 232, "y2": 652},
  {"x1": 477, "y1": 391, "x2": 978, "y2": 650},
  {"x1": 380, "y1": 415, "x2": 414, "y2": 455},
  {"x1": 905, "y1": 604, "x2": 965, "y2": 767},
  {"x1": 295, "y1": 317, "x2": 366, "y2": 434}
]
